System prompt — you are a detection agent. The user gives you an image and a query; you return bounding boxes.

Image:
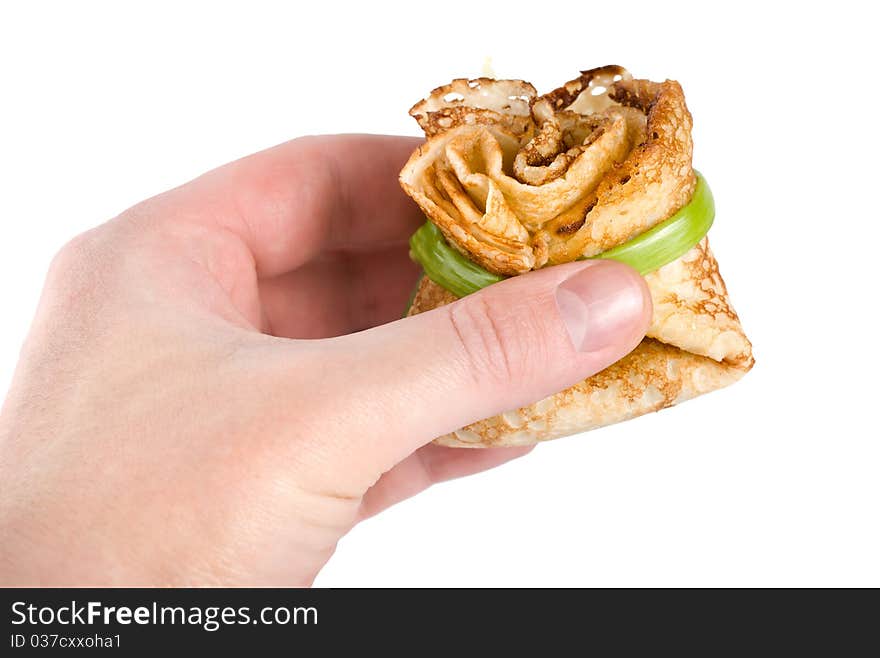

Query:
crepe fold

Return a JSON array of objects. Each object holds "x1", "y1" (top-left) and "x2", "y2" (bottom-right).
[{"x1": 401, "y1": 66, "x2": 753, "y2": 447}]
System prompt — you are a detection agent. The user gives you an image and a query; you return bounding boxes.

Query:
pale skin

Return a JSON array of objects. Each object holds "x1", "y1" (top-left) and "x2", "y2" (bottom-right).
[{"x1": 0, "y1": 135, "x2": 652, "y2": 586}]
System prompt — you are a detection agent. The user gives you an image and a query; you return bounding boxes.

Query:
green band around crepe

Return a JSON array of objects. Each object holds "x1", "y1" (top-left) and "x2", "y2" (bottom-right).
[{"x1": 409, "y1": 172, "x2": 714, "y2": 299}]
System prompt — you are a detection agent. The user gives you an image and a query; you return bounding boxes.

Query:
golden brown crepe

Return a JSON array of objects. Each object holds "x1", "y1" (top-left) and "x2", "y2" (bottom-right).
[{"x1": 401, "y1": 66, "x2": 753, "y2": 447}]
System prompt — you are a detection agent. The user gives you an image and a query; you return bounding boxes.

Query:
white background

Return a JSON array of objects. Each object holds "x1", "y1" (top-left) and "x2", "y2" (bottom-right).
[{"x1": 2, "y1": 1, "x2": 878, "y2": 586}]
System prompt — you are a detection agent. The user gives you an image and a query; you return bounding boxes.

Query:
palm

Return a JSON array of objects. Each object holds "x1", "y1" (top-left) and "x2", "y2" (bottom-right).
[{"x1": 257, "y1": 245, "x2": 420, "y2": 339}]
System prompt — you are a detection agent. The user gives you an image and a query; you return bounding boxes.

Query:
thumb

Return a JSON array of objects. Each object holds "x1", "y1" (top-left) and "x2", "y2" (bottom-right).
[{"x1": 314, "y1": 259, "x2": 651, "y2": 477}]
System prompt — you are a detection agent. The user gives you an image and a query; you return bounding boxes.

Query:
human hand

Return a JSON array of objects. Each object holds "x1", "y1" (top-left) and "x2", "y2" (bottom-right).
[{"x1": 0, "y1": 135, "x2": 651, "y2": 586}]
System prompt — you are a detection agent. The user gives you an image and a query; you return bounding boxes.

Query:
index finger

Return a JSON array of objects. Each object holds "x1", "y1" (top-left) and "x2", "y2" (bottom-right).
[{"x1": 153, "y1": 134, "x2": 424, "y2": 278}]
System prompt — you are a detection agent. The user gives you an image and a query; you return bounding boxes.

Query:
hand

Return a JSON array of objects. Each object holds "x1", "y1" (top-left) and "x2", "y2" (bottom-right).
[{"x1": 0, "y1": 135, "x2": 652, "y2": 586}]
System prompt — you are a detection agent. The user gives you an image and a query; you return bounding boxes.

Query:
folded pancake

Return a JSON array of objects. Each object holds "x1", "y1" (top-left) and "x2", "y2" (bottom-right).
[{"x1": 401, "y1": 66, "x2": 753, "y2": 447}]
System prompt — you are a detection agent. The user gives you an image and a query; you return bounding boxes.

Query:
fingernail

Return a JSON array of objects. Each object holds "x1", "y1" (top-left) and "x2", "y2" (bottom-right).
[{"x1": 555, "y1": 261, "x2": 648, "y2": 352}]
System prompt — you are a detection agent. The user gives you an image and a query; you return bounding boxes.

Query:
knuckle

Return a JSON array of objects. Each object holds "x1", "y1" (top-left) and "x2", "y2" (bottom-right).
[
  {"x1": 447, "y1": 294, "x2": 545, "y2": 386},
  {"x1": 48, "y1": 229, "x2": 101, "y2": 281},
  {"x1": 46, "y1": 226, "x2": 126, "y2": 311}
]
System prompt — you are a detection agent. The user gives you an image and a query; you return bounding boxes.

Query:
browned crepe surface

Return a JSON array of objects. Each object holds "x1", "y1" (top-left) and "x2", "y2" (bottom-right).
[{"x1": 401, "y1": 67, "x2": 753, "y2": 446}]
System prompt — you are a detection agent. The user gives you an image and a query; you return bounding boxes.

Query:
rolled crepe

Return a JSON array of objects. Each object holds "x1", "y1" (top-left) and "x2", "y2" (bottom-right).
[{"x1": 401, "y1": 66, "x2": 753, "y2": 447}]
